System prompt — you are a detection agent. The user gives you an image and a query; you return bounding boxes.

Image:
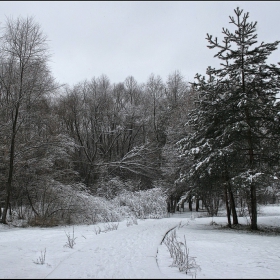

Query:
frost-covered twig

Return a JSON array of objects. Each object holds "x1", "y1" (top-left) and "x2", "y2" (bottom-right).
[
  {"x1": 33, "y1": 248, "x2": 46, "y2": 265},
  {"x1": 103, "y1": 222, "x2": 119, "y2": 232},
  {"x1": 94, "y1": 225, "x2": 102, "y2": 235},
  {"x1": 64, "y1": 227, "x2": 77, "y2": 248},
  {"x1": 163, "y1": 229, "x2": 201, "y2": 276}
]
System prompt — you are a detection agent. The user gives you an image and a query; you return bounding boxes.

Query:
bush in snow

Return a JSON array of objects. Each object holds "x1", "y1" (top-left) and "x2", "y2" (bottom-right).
[
  {"x1": 24, "y1": 182, "x2": 123, "y2": 226},
  {"x1": 22, "y1": 182, "x2": 101, "y2": 226},
  {"x1": 10, "y1": 183, "x2": 167, "y2": 226},
  {"x1": 95, "y1": 177, "x2": 135, "y2": 200},
  {"x1": 113, "y1": 187, "x2": 167, "y2": 219},
  {"x1": 126, "y1": 216, "x2": 138, "y2": 227},
  {"x1": 72, "y1": 193, "x2": 122, "y2": 224},
  {"x1": 102, "y1": 222, "x2": 119, "y2": 232}
]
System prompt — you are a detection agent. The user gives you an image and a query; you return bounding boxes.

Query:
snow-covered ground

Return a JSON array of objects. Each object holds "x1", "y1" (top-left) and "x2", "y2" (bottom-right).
[{"x1": 1, "y1": 204, "x2": 280, "y2": 279}]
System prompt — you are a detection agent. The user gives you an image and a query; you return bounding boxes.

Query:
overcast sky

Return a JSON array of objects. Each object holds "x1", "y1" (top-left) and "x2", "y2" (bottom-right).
[{"x1": 0, "y1": 1, "x2": 280, "y2": 87}]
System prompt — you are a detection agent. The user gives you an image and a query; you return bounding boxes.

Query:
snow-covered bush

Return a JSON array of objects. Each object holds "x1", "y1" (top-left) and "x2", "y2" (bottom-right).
[
  {"x1": 64, "y1": 189, "x2": 123, "y2": 225},
  {"x1": 95, "y1": 177, "x2": 140, "y2": 199},
  {"x1": 17, "y1": 181, "x2": 123, "y2": 226},
  {"x1": 11, "y1": 182, "x2": 167, "y2": 226},
  {"x1": 113, "y1": 187, "x2": 167, "y2": 219},
  {"x1": 96, "y1": 177, "x2": 127, "y2": 200},
  {"x1": 102, "y1": 222, "x2": 119, "y2": 232},
  {"x1": 22, "y1": 182, "x2": 89, "y2": 226},
  {"x1": 126, "y1": 216, "x2": 138, "y2": 227}
]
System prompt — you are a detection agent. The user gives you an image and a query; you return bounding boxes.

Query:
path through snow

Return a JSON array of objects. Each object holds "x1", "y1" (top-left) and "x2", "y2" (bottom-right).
[
  {"x1": 44, "y1": 218, "x2": 182, "y2": 279},
  {"x1": 1, "y1": 208, "x2": 280, "y2": 279}
]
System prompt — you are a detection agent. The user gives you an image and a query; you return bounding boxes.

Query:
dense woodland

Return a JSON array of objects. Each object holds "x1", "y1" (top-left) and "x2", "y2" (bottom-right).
[{"x1": 1, "y1": 8, "x2": 280, "y2": 230}]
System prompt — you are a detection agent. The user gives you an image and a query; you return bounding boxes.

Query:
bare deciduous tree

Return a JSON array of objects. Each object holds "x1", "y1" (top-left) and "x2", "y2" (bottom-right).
[{"x1": 0, "y1": 16, "x2": 57, "y2": 224}]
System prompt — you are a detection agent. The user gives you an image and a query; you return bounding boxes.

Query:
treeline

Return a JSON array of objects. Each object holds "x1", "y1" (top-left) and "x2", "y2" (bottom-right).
[
  {"x1": 56, "y1": 72, "x2": 192, "y2": 192},
  {"x1": 0, "y1": 16, "x2": 195, "y2": 226},
  {"x1": 1, "y1": 8, "x2": 280, "y2": 229}
]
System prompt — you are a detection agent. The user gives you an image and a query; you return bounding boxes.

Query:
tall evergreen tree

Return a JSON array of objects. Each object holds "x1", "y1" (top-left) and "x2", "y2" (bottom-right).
[{"x1": 178, "y1": 7, "x2": 280, "y2": 230}]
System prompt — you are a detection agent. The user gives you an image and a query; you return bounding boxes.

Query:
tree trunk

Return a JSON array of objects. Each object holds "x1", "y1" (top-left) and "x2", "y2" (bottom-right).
[
  {"x1": 170, "y1": 196, "x2": 174, "y2": 213},
  {"x1": 196, "y1": 198, "x2": 199, "y2": 211},
  {"x1": 223, "y1": 157, "x2": 238, "y2": 225},
  {"x1": 229, "y1": 188, "x2": 238, "y2": 225},
  {"x1": 250, "y1": 184, "x2": 258, "y2": 230},
  {"x1": 167, "y1": 201, "x2": 171, "y2": 213},
  {"x1": 175, "y1": 198, "x2": 178, "y2": 212},
  {"x1": 189, "y1": 197, "x2": 193, "y2": 211},
  {"x1": 1, "y1": 104, "x2": 19, "y2": 224},
  {"x1": 224, "y1": 187, "x2": 232, "y2": 228}
]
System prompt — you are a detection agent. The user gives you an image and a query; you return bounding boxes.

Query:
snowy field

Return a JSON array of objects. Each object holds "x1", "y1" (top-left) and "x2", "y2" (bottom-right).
[{"x1": 1, "y1": 204, "x2": 280, "y2": 279}]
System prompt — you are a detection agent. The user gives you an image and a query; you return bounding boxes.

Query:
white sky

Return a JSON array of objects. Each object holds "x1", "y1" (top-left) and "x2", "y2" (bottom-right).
[
  {"x1": 1, "y1": 205, "x2": 280, "y2": 278},
  {"x1": 0, "y1": 1, "x2": 280, "y2": 86}
]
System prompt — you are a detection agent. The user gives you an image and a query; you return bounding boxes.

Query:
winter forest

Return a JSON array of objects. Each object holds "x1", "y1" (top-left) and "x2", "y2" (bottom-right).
[{"x1": 1, "y1": 5, "x2": 280, "y2": 238}]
